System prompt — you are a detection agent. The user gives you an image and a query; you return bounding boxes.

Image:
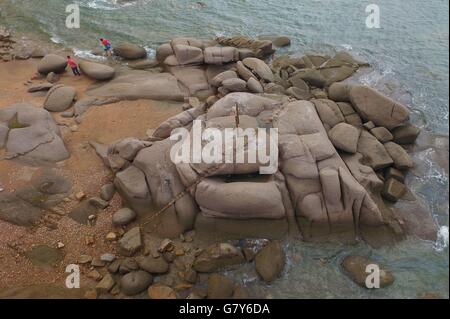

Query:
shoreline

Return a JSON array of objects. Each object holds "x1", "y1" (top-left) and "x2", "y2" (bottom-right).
[{"x1": 0, "y1": 23, "x2": 448, "y2": 299}]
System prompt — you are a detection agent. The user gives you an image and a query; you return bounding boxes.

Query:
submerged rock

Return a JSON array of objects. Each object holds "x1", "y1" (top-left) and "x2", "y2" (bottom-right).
[
  {"x1": 255, "y1": 241, "x2": 285, "y2": 283},
  {"x1": 193, "y1": 243, "x2": 245, "y2": 273},
  {"x1": 79, "y1": 61, "x2": 115, "y2": 81},
  {"x1": 207, "y1": 274, "x2": 234, "y2": 299},
  {"x1": 341, "y1": 255, "x2": 395, "y2": 288}
]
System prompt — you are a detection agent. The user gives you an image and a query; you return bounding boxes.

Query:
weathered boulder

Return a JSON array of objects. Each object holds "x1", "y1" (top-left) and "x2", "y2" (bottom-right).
[
  {"x1": 392, "y1": 124, "x2": 420, "y2": 144},
  {"x1": 118, "y1": 227, "x2": 142, "y2": 256},
  {"x1": 341, "y1": 255, "x2": 395, "y2": 288},
  {"x1": 79, "y1": 61, "x2": 115, "y2": 81},
  {"x1": 114, "y1": 43, "x2": 147, "y2": 60},
  {"x1": 242, "y1": 58, "x2": 274, "y2": 82},
  {"x1": 120, "y1": 271, "x2": 153, "y2": 296},
  {"x1": 136, "y1": 256, "x2": 169, "y2": 274},
  {"x1": 286, "y1": 86, "x2": 310, "y2": 100},
  {"x1": 357, "y1": 131, "x2": 393, "y2": 170},
  {"x1": 381, "y1": 178, "x2": 406, "y2": 202},
  {"x1": 236, "y1": 61, "x2": 257, "y2": 81},
  {"x1": 255, "y1": 241, "x2": 285, "y2": 283},
  {"x1": 290, "y1": 68, "x2": 327, "y2": 88},
  {"x1": 370, "y1": 127, "x2": 393, "y2": 143},
  {"x1": 384, "y1": 142, "x2": 413, "y2": 170},
  {"x1": 222, "y1": 78, "x2": 247, "y2": 92},
  {"x1": 193, "y1": 243, "x2": 245, "y2": 273},
  {"x1": 156, "y1": 43, "x2": 174, "y2": 63},
  {"x1": 203, "y1": 46, "x2": 239, "y2": 65},
  {"x1": 247, "y1": 77, "x2": 264, "y2": 93},
  {"x1": 0, "y1": 103, "x2": 69, "y2": 163},
  {"x1": 148, "y1": 284, "x2": 177, "y2": 299},
  {"x1": 328, "y1": 82, "x2": 351, "y2": 102},
  {"x1": 349, "y1": 85, "x2": 410, "y2": 129},
  {"x1": 27, "y1": 82, "x2": 54, "y2": 93},
  {"x1": 211, "y1": 70, "x2": 238, "y2": 87},
  {"x1": 328, "y1": 122, "x2": 360, "y2": 153},
  {"x1": 216, "y1": 36, "x2": 275, "y2": 58},
  {"x1": 37, "y1": 54, "x2": 67, "y2": 75},
  {"x1": 173, "y1": 44, "x2": 204, "y2": 65},
  {"x1": 112, "y1": 207, "x2": 137, "y2": 226},
  {"x1": 43, "y1": 85, "x2": 76, "y2": 112}
]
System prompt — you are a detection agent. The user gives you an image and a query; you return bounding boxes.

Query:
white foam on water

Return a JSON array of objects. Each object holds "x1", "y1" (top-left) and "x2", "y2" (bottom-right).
[
  {"x1": 50, "y1": 35, "x2": 63, "y2": 44},
  {"x1": 143, "y1": 46, "x2": 156, "y2": 58},
  {"x1": 435, "y1": 226, "x2": 449, "y2": 252},
  {"x1": 73, "y1": 48, "x2": 107, "y2": 61}
]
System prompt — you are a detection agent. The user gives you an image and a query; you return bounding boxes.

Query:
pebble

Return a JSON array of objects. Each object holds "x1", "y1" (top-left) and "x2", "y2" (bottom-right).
[
  {"x1": 75, "y1": 191, "x2": 86, "y2": 201},
  {"x1": 56, "y1": 242, "x2": 65, "y2": 249},
  {"x1": 100, "y1": 253, "x2": 116, "y2": 263},
  {"x1": 159, "y1": 239, "x2": 174, "y2": 253},
  {"x1": 96, "y1": 273, "x2": 115, "y2": 293},
  {"x1": 91, "y1": 256, "x2": 106, "y2": 267},
  {"x1": 78, "y1": 255, "x2": 93, "y2": 264},
  {"x1": 105, "y1": 232, "x2": 117, "y2": 242},
  {"x1": 87, "y1": 270, "x2": 102, "y2": 281}
]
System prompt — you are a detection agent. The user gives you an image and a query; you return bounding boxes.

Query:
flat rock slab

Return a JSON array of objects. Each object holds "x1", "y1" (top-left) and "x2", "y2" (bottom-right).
[
  {"x1": 25, "y1": 245, "x2": 64, "y2": 267},
  {"x1": 86, "y1": 70, "x2": 186, "y2": 102},
  {"x1": 69, "y1": 200, "x2": 98, "y2": 225},
  {"x1": 0, "y1": 103, "x2": 69, "y2": 163},
  {"x1": 0, "y1": 192, "x2": 43, "y2": 226}
]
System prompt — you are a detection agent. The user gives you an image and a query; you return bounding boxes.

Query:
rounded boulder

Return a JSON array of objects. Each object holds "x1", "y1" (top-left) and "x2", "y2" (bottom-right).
[
  {"x1": 79, "y1": 61, "x2": 115, "y2": 81},
  {"x1": 38, "y1": 54, "x2": 68, "y2": 75},
  {"x1": 113, "y1": 43, "x2": 147, "y2": 60},
  {"x1": 43, "y1": 85, "x2": 76, "y2": 112}
]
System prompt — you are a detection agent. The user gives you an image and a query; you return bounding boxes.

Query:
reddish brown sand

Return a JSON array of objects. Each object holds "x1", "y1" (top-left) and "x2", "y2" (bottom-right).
[{"x1": 0, "y1": 58, "x2": 182, "y2": 293}]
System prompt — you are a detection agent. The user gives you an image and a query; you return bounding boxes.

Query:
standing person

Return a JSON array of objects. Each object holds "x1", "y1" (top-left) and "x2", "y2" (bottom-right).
[
  {"x1": 100, "y1": 38, "x2": 112, "y2": 56},
  {"x1": 67, "y1": 56, "x2": 81, "y2": 76}
]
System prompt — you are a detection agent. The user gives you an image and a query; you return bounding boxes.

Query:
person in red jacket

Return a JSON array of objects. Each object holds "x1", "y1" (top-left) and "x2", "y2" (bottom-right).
[
  {"x1": 100, "y1": 38, "x2": 112, "y2": 56},
  {"x1": 67, "y1": 56, "x2": 81, "y2": 76}
]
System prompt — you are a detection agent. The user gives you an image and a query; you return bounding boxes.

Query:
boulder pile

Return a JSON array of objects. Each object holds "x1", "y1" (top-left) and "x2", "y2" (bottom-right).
[
  {"x1": 87, "y1": 36, "x2": 434, "y2": 243},
  {"x1": 0, "y1": 25, "x2": 14, "y2": 61}
]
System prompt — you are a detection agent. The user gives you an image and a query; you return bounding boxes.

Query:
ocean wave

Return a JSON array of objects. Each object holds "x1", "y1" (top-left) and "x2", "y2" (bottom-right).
[
  {"x1": 435, "y1": 226, "x2": 449, "y2": 252},
  {"x1": 73, "y1": 48, "x2": 107, "y2": 61}
]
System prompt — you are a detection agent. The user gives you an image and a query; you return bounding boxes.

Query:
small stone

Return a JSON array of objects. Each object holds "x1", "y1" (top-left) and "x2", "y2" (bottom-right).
[
  {"x1": 69, "y1": 125, "x2": 78, "y2": 132},
  {"x1": 85, "y1": 235, "x2": 95, "y2": 246},
  {"x1": 110, "y1": 285, "x2": 121, "y2": 295},
  {"x1": 46, "y1": 72, "x2": 60, "y2": 83},
  {"x1": 100, "y1": 183, "x2": 115, "y2": 201},
  {"x1": 107, "y1": 260, "x2": 121, "y2": 274},
  {"x1": 148, "y1": 284, "x2": 177, "y2": 299},
  {"x1": 392, "y1": 124, "x2": 420, "y2": 144},
  {"x1": 100, "y1": 253, "x2": 116, "y2": 263},
  {"x1": 207, "y1": 274, "x2": 234, "y2": 299},
  {"x1": 118, "y1": 227, "x2": 142, "y2": 256},
  {"x1": 174, "y1": 248, "x2": 185, "y2": 256},
  {"x1": 91, "y1": 256, "x2": 106, "y2": 267},
  {"x1": 88, "y1": 197, "x2": 109, "y2": 209},
  {"x1": 78, "y1": 255, "x2": 92, "y2": 264},
  {"x1": 363, "y1": 121, "x2": 375, "y2": 130},
  {"x1": 96, "y1": 273, "x2": 115, "y2": 293},
  {"x1": 120, "y1": 270, "x2": 153, "y2": 296},
  {"x1": 75, "y1": 191, "x2": 86, "y2": 201},
  {"x1": 60, "y1": 111, "x2": 74, "y2": 118},
  {"x1": 87, "y1": 270, "x2": 103, "y2": 281},
  {"x1": 106, "y1": 232, "x2": 117, "y2": 242},
  {"x1": 84, "y1": 289, "x2": 98, "y2": 299},
  {"x1": 88, "y1": 215, "x2": 96, "y2": 221},
  {"x1": 183, "y1": 268, "x2": 198, "y2": 284},
  {"x1": 159, "y1": 239, "x2": 174, "y2": 253},
  {"x1": 56, "y1": 242, "x2": 65, "y2": 249},
  {"x1": 136, "y1": 256, "x2": 169, "y2": 274},
  {"x1": 385, "y1": 167, "x2": 405, "y2": 183},
  {"x1": 112, "y1": 208, "x2": 136, "y2": 226},
  {"x1": 119, "y1": 258, "x2": 139, "y2": 274},
  {"x1": 193, "y1": 243, "x2": 245, "y2": 273},
  {"x1": 242, "y1": 248, "x2": 255, "y2": 262},
  {"x1": 381, "y1": 178, "x2": 406, "y2": 202}
]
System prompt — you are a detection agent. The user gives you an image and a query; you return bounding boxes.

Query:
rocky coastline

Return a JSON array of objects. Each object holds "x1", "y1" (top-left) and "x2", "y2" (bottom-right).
[{"x1": 0, "y1": 24, "x2": 444, "y2": 299}]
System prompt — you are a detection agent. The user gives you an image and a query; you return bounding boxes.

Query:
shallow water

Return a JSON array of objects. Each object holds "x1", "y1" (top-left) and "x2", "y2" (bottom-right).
[{"x1": 0, "y1": 0, "x2": 448, "y2": 298}]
